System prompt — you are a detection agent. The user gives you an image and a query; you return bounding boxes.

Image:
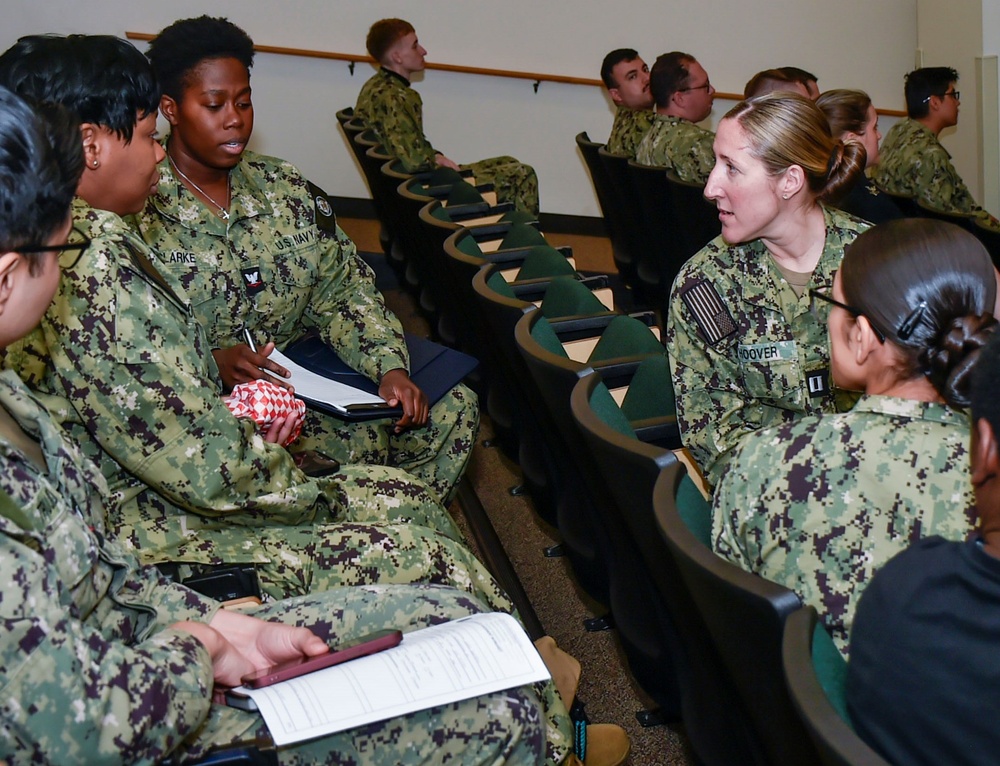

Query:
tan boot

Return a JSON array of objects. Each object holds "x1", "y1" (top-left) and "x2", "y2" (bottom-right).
[
  {"x1": 563, "y1": 724, "x2": 631, "y2": 766},
  {"x1": 534, "y1": 636, "x2": 581, "y2": 709}
]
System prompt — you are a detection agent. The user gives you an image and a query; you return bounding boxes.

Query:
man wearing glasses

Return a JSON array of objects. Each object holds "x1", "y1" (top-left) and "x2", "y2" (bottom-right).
[
  {"x1": 635, "y1": 51, "x2": 717, "y2": 184},
  {"x1": 874, "y1": 66, "x2": 1000, "y2": 230}
]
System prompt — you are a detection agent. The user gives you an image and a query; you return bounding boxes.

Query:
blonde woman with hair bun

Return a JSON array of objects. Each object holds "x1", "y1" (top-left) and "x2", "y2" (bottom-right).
[{"x1": 666, "y1": 93, "x2": 870, "y2": 488}]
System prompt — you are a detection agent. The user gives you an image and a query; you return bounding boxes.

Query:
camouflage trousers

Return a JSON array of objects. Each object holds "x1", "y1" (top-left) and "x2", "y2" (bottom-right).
[
  {"x1": 178, "y1": 584, "x2": 573, "y2": 765},
  {"x1": 176, "y1": 521, "x2": 513, "y2": 613},
  {"x1": 296, "y1": 383, "x2": 479, "y2": 505},
  {"x1": 464, "y1": 157, "x2": 540, "y2": 217},
  {"x1": 120, "y1": 460, "x2": 466, "y2": 560}
]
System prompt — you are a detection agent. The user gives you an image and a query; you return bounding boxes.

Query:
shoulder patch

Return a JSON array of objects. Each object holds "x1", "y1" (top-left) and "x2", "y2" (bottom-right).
[
  {"x1": 307, "y1": 181, "x2": 337, "y2": 234},
  {"x1": 679, "y1": 278, "x2": 737, "y2": 345}
]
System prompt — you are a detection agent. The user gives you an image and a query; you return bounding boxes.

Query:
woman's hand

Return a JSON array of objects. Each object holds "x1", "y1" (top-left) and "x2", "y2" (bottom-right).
[
  {"x1": 174, "y1": 610, "x2": 328, "y2": 688},
  {"x1": 379, "y1": 368, "x2": 429, "y2": 432},
  {"x1": 212, "y1": 342, "x2": 292, "y2": 392}
]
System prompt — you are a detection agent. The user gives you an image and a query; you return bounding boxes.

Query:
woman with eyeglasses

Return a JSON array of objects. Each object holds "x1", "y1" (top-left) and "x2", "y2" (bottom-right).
[
  {"x1": 0, "y1": 58, "x2": 584, "y2": 766},
  {"x1": 712, "y1": 219, "x2": 997, "y2": 655},
  {"x1": 665, "y1": 93, "x2": 869, "y2": 490}
]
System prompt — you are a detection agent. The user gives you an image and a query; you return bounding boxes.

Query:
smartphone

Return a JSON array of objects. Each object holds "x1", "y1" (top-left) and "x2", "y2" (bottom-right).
[{"x1": 241, "y1": 629, "x2": 403, "y2": 688}]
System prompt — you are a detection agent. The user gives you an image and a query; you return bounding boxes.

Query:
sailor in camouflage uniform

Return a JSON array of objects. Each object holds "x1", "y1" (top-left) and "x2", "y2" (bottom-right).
[
  {"x1": 135, "y1": 18, "x2": 477, "y2": 507},
  {"x1": 8, "y1": 196, "x2": 511, "y2": 608},
  {"x1": 355, "y1": 19, "x2": 539, "y2": 215},
  {"x1": 666, "y1": 95, "x2": 870, "y2": 490},
  {"x1": 137, "y1": 153, "x2": 478, "y2": 507},
  {"x1": 608, "y1": 107, "x2": 654, "y2": 158},
  {"x1": 0, "y1": 34, "x2": 503, "y2": 607},
  {"x1": 873, "y1": 66, "x2": 1000, "y2": 230},
  {"x1": 713, "y1": 395, "x2": 975, "y2": 654},
  {"x1": 0, "y1": 83, "x2": 573, "y2": 766},
  {"x1": 0, "y1": 372, "x2": 568, "y2": 765},
  {"x1": 600, "y1": 49, "x2": 654, "y2": 157},
  {"x1": 712, "y1": 219, "x2": 997, "y2": 655},
  {"x1": 634, "y1": 52, "x2": 716, "y2": 184},
  {"x1": 667, "y1": 206, "x2": 868, "y2": 488}
]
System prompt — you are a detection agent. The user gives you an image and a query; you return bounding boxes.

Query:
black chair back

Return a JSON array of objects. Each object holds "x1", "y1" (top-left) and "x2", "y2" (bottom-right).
[
  {"x1": 571, "y1": 374, "x2": 779, "y2": 750},
  {"x1": 335, "y1": 106, "x2": 355, "y2": 127},
  {"x1": 576, "y1": 132, "x2": 635, "y2": 282},
  {"x1": 627, "y1": 160, "x2": 684, "y2": 309},
  {"x1": 470, "y1": 264, "x2": 592, "y2": 530},
  {"x1": 654, "y1": 464, "x2": 820, "y2": 764},
  {"x1": 597, "y1": 146, "x2": 647, "y2": 296},
  {"x1": 782, "y1": 606, "x2": 892, "y2": 766},
  {"x1": 665, "y1": 170, "x2": 721, "y2": 261}
]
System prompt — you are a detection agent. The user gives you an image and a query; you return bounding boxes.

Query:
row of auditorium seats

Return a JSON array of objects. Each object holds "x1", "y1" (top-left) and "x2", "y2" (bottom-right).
[
  {"x1": 575, "y1": 132, "x2": 721, "y2": 311},
  {"x1": 571, "y1": 131, "x2": 891, "y2": 765},
  {"x1": 337, "y1": 106, "x2": 887, "y2": 764}
]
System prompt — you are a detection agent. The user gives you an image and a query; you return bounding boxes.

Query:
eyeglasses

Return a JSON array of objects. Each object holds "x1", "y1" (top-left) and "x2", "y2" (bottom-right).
[
  {"x1": 17, "y1": 226, "x2": 91, "y2": 270},
  {"x1": 922, "y1": 90, "x2": 960, "y2": 103},
  {"x1": 679, "y1": 80, "x2": 712, "y2": 93},
  {"x1": 808, "y1": 289, "x2": 887, "y2": 344}
]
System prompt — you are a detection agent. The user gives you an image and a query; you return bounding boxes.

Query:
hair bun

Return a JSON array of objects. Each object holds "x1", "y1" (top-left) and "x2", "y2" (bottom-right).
[
  {"x1": 923, "y1": 313, "x2": 999, "y2": 407},
  {"x1": 820, "y1": 140, "x2": 865, "y2": 204}
]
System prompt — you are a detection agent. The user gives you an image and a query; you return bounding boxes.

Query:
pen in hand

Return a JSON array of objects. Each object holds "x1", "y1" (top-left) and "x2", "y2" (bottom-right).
[{"x1": 243, "y1": 328, "x2": 258, "y2": 353}]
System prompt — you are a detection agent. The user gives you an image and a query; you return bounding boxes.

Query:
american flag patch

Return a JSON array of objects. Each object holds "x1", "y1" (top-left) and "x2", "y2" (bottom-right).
[{"x1": 680, "y1": 279, "x2": 737, "y2": 345}]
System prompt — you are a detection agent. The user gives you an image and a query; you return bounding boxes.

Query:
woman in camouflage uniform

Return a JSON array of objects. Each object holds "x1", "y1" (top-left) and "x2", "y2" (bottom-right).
[
  {"x1": 665, "y1": 94, "x2": 869, "y2": 489},
  {"x1": 135, "y1": 16, "x2": 478, "y2": 507},
  {"x1": 0, "y1": 84, "x2": 573, "y2": 766},
  {"x1": 713, "y1": 219, "x2": 997, "y2": 654}
]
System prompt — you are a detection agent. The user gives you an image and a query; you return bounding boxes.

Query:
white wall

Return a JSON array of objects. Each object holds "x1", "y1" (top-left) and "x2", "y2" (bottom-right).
[{"x1": 6, "y1": 0, "x2": 919, "y2": 217}]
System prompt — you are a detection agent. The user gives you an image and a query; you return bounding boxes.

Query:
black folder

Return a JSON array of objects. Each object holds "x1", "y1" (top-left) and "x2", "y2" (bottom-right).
[{"x1": 282, "y1": 332, "x2": 479, "y2": 421}]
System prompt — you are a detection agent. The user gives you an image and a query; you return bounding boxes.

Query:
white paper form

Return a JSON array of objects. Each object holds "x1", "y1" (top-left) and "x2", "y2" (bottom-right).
[
  {"x1": 235, "y1": 612, "x2": 550, "y2": 746},
  {"x1": 267, "y1": 348, "x2": 386, "y2": 413}
]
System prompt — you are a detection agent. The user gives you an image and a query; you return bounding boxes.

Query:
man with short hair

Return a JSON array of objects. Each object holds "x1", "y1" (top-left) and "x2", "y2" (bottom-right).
[
  {"x1": 777, "y1": 66, "x2": 819, "y2": 99},
  {"x1": 600, "y1": 48, "x2": 654, "y2": 157},
  {"x1": 635, "y1": 51, "x2": 716, "y2": 184},
  {"x1": 355, "y1": 18, "x2": 539, "y2": 215},
  {"x1": 874, "y1": 66, "x2": 1000, "y2": 229},
  {"x1": 743, "y1": 68, "x2": 810, "y2": 99},
  {"x1": 847, "y1": 328, "x2": 1000, "y2": 766}
]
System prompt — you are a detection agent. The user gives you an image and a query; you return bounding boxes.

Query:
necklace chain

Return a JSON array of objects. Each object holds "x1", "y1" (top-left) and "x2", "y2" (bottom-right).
[{"x1": 168, "y1": 155, "x2": 231, "y2": 221}]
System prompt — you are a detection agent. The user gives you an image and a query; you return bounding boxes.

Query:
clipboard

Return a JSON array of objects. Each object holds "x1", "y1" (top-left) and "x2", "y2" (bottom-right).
[{"x1": 281, "y1": 332, "x2": 479, "y2": 422}]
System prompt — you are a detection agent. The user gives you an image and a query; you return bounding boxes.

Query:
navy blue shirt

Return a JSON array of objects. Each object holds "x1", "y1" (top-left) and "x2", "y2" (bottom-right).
[{"x1": 847, "y1": 536, "x2": 1000, "y2": 766}]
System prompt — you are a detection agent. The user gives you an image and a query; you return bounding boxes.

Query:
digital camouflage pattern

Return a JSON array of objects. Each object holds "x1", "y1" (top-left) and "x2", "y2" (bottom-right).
[
  {"x1": 134, "y1": 151, "x2": 477, "y2": 504},
  {"x1": 873, "y1": 117, "x2": 1000, "y2": 230},
  {"x1": 666, "y1": 206, "x2": 870, "y2": 489},
  {"x1": 712, "y1": 394, "x2": 975, "y2": 655},
  {"x1": 606, "y1": 105, "x2": 654, "y2": 158},
  {"x1": 0, "y1": 369, "x2": 571, "y2": 763},
  {"x1": 192, "y1": 584, "x2": 572, "y2": 765},
  {"x1": 355, "y1": 68, "x2": 539, "y2": 214},
  {"x1": 0, "y1": 199, "x2": 466, "y2": 573},
  {"x1": 635, "y1": 114, "x2": 715, "y2": 184}
]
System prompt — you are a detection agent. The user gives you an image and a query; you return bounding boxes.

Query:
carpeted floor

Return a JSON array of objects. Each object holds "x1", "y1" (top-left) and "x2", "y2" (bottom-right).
[{"x1": 344, "y1": 216, "x2": 696, "y2": 766}]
